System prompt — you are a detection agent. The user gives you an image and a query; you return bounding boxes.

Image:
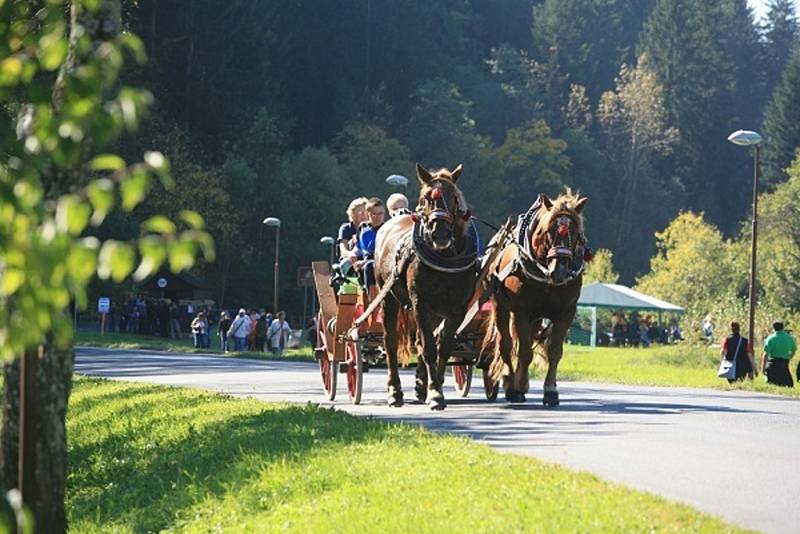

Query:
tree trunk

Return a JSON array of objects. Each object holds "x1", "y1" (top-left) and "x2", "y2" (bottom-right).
[
  {"x1": 2, "y1": 344, "x2": 74, "y2": 533},
  {"x1": 1, "y1": 2, "x2": 120, "y2": 532}
]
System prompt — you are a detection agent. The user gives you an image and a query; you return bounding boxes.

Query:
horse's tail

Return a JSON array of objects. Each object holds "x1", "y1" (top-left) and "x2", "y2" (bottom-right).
[
  {"x1": 480, "y1": 307, "x2": 505, "y2": 383},
  {"x1": 396, "y1": 308, "x2": 413, "y2": 366}
]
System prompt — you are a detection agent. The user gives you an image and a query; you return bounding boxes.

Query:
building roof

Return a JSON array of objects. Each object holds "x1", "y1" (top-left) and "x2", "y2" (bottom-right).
[{"x1": 577, "y1": 282, "x2": 684, "y2": 312}]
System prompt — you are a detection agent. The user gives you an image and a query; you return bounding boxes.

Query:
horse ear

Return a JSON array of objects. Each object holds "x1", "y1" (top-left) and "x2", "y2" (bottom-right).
[
  {"x1": 574, "y1": 196, "x2": 588, "y2": 213},
  {"x1": 416, "y1": 163, "x2": 433, "y2": 185},
  {"x1": 450, "y1": 163, "x2": 463, "y2": 183},
  {"x1": 539, "y1": 193, "x2": 553, "y2": 210}
]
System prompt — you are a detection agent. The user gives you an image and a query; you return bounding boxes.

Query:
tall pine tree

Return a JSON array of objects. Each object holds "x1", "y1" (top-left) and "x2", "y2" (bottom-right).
[
  {"x1": 638, "y1": 0, "x2": 761, "y2": 232},
  {"x1": 762, "y1": 0, "x2": 799, "y2": 98},
  {"x1": 762, "y1": 47, "x2": 800, "y2": 186}
]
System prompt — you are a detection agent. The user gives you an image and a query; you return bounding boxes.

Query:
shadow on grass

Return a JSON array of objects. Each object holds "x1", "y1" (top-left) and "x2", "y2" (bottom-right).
[{"x1": 67, "y1": 382, "x2": 400, "y2": 532}]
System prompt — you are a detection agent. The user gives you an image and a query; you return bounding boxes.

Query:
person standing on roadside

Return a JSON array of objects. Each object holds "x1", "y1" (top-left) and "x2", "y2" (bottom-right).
[
  {"x1": 762, "y1": 321, "x2": 797, "y2": 387},
  {"x1": 267, "y1": 311, "x2": 291, "y2": 357},
  {"x1": 218, "y1": 311, "x2": 232, "y2": 353},
  {"x1": 720, "y1": 321, "x2": 757, "y2": 382},
  {"x1": 227, "y1": 308, "x2": 251, "y2": 352},
  {"x1": 190, "y1": 312, "x2": 208, "y2": 349}
]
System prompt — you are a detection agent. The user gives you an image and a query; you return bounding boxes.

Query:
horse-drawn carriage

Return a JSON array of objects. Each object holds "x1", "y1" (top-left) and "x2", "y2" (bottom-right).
[
  {"x1": 313, "y1": 163, "x2": 589, "y2": 409},
  {"x1": 311, "y1": 259, "x2": 499, "y2": 405}
]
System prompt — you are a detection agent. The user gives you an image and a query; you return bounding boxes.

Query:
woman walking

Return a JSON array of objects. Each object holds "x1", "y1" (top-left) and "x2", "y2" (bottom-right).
[{"x1": 719, "y1": 321, "x2": 757, "y2": 382}]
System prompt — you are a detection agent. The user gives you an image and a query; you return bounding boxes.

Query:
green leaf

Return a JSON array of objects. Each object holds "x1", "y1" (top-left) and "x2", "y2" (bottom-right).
[
  {"x1": 0, "y1": 268, "x2": 25, "y2": 296},
  {"x1": 87, "y1": 179, "x2": 114, "y2": 226},
  {"x1": 133, "y1": 236, "x2": 167, "y2": 281},
  {"x1": 142, "y1": 215, "x2": 176, "y2": 235},
  {"x1": 55, "y1": 194, "x2": 91, "y2": 236},
  {"x1": 168, "y1": 240, "x2": 197, "y2": 272},
  {"x1": 66, "y1": 243, "x2": 98, "y2": 284},
  {"x1": 89, "y1": 154, "x2": 126, "y2": 171},
  {"x1": 0, "y1": 57, "x2": 23, "y2": 86},
  {"x1": 120, "y1": 170, "x2": 149, "y2": 211},
  {"x1": 38, "y1": 33, "x2": 68, "y2": 71},
  {"x1": 98, "y1": 240, "x2": 136, "y2": 282},
  {"x1": 179, "y1": 210, "x2": 205, "y2": 230},
  {"x1": 120, "y1": 33, "x2": 148, "y2": 64}
]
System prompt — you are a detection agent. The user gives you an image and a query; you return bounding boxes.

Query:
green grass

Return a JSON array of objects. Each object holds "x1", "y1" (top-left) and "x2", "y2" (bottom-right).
[
  {"x1": 67, "y1": 377, "x2": 743, "y2": 533},
  {"x1": 555, "y1": 343, "x2": 800, "y2": 397},
  {"x1": 74, "y1": 330, "x2": 313, "y2": 362}
]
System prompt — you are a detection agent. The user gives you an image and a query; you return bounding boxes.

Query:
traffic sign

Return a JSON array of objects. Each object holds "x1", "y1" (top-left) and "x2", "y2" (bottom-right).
[
  {"x1": 98, "y1": 297, "x2": 110, "y2": 314},
  {"x1": 297, "y1": 266, "x2": 314, "y2": 287}
]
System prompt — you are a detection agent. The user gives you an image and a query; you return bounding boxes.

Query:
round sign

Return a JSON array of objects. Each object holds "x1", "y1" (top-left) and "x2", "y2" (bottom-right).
[{"x1": 157, "y1": 277, "x2": 168, "y2": 288}]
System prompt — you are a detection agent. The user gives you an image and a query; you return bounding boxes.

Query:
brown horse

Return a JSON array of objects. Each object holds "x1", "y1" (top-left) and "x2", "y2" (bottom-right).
[
  {"x1": 374, "y1": 163, "x2": 477, "y2": 410},
  {"x1": 483, "y1": 189, "x2": 588, "y2": 405}
]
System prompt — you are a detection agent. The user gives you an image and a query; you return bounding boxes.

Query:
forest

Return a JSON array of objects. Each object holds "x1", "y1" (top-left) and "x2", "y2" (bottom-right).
[{"x1": 98, "y1": 0, "x2": 800, "y2": 320}]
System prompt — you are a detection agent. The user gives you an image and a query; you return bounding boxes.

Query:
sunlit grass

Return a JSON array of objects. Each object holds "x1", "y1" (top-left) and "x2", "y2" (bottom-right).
[
  {"x1": 555, "y1": 343, "x2": 799, "y2": 397},
  {"x1": 67, "y1": 377, "x2": 743, "y2": 533},
  {"x1": 74, "y1": 330, "x2": 313, "y2": 361}
]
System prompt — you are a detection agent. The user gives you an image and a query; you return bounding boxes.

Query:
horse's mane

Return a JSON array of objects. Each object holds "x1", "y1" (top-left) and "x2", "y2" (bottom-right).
[{"x1": 537, "y1": 187, "x2": 585, "y2": 234}]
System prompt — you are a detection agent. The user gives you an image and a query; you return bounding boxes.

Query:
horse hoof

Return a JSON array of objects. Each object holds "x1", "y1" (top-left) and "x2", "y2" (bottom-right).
[
  {"x1": 415, "y1": 385, "x2": 427, "y2": 402},
  {"x1": 542, "y1": 390, "x2": 560, "y2": 407},
  {"x1": 388, "y1": 392, "x2": 404, "y2": 408},
  {"x1": 505, "y1": 391, "x2": 526, "y2": 404},
  {"x1": 428, "y1": 396, "x2": 447, "y2": 411}
]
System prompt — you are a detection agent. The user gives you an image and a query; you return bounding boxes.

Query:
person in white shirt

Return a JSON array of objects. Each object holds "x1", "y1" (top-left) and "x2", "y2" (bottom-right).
[
  {"x1": 267, "y1": 311, "x2": 291, "y2": 357},
  {"x1": 227, "y1": 308, "x2": 252, "y2": 352}
]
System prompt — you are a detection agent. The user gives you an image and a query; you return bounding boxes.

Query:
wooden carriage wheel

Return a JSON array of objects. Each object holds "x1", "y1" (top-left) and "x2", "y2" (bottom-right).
[
  {"x1": 316, "y1": 311, "x2": 337, "y2": 401},
  {"x1": 345, "y1": 339, "x2": 363, "y2": 404},
  {"x1": 452, "y1": 363, "x2": 473, "y2": 397}
]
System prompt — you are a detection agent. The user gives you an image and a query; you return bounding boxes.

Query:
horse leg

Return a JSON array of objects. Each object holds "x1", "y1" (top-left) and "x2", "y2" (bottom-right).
[
  {"x1": 510, "y1": 313, "x2": 533, "y2": 403},
  {"x1": 417, "y1": 309, "x2": 445, "y2": 411},
  {"x1": 415, "y1": 353, "x2": 428, "y2": 402},
  {"x1": 543, "y1": 317, "x2": 570, "y2": 407},
  {"x1": 383, "y1": 298, "x2": 404, "y2": 407},
  {"x1": 436, "y1": 318, "x2": 459, "y2": 398}
]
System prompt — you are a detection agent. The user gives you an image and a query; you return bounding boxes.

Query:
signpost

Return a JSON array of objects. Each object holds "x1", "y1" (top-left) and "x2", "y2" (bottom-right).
[{"x1": 98, "y1": 297, "x2": 110, "y2": 336}]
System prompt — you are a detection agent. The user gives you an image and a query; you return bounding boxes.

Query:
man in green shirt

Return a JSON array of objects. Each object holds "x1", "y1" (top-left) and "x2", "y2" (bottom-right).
[{"x1": 762, "y1": 321, "x2": 796, "y2": 387}]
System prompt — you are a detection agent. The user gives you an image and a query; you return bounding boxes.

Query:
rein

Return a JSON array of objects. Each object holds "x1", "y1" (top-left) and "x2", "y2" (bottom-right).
[{"x1": 412, "y1": 219, "x2": 477, "y2": 273}]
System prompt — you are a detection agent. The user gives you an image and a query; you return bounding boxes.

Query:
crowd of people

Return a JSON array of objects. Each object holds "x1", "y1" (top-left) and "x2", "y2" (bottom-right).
[
  {"x1": 189, "y1": 308, "x2": 292, "y2": 356},
  {"x1": 602, "y1": 313, "x2": 683, "y2": 347}
]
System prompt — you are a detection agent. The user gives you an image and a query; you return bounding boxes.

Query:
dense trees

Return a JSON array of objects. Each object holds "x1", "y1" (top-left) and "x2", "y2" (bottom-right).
[
  {"x1": 762, "y1": 48, "x2": 800, "y2": 186},
  {"x1": 105, "y1": 0, "x2": 800, "y2": 313}
]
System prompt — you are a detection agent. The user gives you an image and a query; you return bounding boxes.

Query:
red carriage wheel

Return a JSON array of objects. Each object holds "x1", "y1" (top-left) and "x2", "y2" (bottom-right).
[
  {"x1": 482, "y1": 366, "x2": 498, "y2": 402},
  {"x1": 345, "y1": 339, "x2": 363, "y2": 404},
  {"x1": 316, "y1": 311, "x2": 337, "y2": 401},
  {"x1": 452, "y1": 363, "x2": 473, "y2": 397}
]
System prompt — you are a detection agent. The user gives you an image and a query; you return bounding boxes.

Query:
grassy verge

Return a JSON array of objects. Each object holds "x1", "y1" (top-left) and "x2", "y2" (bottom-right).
[
  {"x1": 555, "y1": 344, "x2": 800, "y2": 397},
  {"x1": 67, "y1": 377, "x2": 741, "y2": 533},
  {"x1": 74, "y1": 330, "x2": 314, "y2": 362}
]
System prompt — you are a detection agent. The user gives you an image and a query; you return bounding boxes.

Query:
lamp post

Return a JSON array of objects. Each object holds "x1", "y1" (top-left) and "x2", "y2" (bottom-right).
[
  {"x1": 263, "y1": 217, "x2": 281, "y2": 313},
  {"x1": 385, "y1": 174, "x2": 409, "y2": 191},
  {"x1": 727, "y1": 129, "x2": 763, "y2": 350},
  {"x1": 320, "y1": 236, "x2": 336, "y2": 264}
]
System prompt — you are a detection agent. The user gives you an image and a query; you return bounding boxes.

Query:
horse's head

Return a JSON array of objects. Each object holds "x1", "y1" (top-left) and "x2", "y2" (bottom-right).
[
  {"x1": 415, "y1": 163, "x2": 468, "y2": 252},
  {"x1": 531, "y1": 189, "x2": 588, "y2": 285}
]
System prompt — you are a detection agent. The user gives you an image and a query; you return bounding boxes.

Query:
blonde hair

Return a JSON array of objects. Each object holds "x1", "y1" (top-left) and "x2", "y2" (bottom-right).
[{"x1": 346, "y1": 197, "x2": 368, "y2": 219}]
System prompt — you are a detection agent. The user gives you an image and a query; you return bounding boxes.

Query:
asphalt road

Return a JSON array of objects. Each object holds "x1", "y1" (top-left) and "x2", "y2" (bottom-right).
[{"x1": 75, "y1": 347, "x2": 800, "y2": 534}]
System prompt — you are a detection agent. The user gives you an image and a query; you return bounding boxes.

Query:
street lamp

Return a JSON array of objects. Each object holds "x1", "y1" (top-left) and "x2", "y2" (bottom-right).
[
  {"x1": 262, "y1": 217, "x2": 281, "y2": 313},
  {"x1": 320, "y1": 236, "x2": 336, "y2": 264},
  {"x1": 727, "y1": 129, "x2": 763, "y2": 351},
  {"x1": 385, "y1": 174, "x2": 409, "y2": 190}
]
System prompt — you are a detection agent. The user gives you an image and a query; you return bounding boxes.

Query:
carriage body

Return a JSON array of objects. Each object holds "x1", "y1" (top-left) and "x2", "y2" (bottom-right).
[{"x1": 311, "y1": 259, "x2": 497, "y2": 404}]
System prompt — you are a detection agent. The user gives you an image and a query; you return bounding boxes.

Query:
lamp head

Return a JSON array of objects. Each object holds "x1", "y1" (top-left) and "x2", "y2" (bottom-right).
[
  {"x1": 385, "y1": 174, "x2": 409, "y2": 187},
  {"x1": 727, "y1": 130, "x2": 763, "y2": 146},
  {"x1": 262, "y1": 217, "x2": 281, "y2": 227},
  {"x1": 320, "y1": 236, "x2": 335, "y2": 246}
]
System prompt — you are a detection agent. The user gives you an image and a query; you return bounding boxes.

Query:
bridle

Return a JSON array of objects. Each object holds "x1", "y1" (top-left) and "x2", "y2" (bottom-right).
[
  {"x1": 519, "y1": 209, "x2": 587, "y2": 285},
  {"x1": 412, "y1": 179, "x2": 471, "y2": 250}
]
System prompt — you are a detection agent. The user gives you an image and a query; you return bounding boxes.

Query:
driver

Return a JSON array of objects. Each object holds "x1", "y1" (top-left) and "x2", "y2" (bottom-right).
[{"x1": 354, "y1": 197, "x2": 386, "y2": 301}]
